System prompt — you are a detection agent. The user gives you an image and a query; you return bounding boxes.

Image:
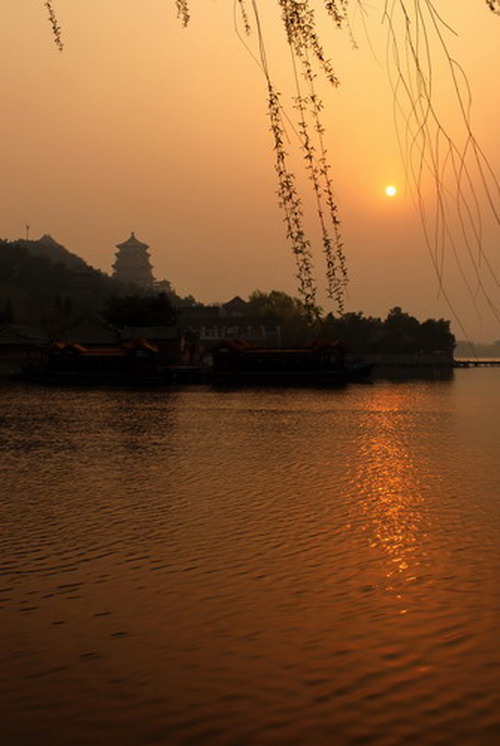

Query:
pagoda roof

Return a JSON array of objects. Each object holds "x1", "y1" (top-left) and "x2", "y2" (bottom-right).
[{"x1": 116, "y1": 231, "x2": 150, "y2": 250}]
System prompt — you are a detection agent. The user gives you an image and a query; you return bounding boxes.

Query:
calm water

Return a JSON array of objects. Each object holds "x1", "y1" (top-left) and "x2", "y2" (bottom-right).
[{"x1": 1, "y1": 370, "x2": 500, "y2": 745}]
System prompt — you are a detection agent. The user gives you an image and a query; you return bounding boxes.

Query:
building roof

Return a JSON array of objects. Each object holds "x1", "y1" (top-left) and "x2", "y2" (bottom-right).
[
  {"x1": 115, "y1": 231, "x2": 150, "y2": 251},
  {"x1": 222, "y1": 296, "x2": 249, "y2": 315},
  {"x1": 50, "y1": 339, "x2": 159, "y2": 356},
  {"x1": 0, "y1": 324, "x2": 47, "y2": 345},
  {"x1": 57, "y1": 316, "x2": 121, "y2": 345},
  {"x1": 178, "y1": 305, "x2": 281, "y2": 327},
  {"x1": 122, "y1": 339, "x2": 159, "y2": 354}
]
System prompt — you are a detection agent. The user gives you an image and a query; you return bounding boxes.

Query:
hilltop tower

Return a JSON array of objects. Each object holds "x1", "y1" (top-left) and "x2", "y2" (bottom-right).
[{"x1": 112, "y1": 232, "x2": 155, "y2": 288}]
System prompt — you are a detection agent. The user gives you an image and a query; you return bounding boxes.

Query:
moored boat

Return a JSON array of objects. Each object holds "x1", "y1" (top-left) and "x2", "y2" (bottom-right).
[{"x1": 202, "y1": 339, "x2": 373, "y2": 385}]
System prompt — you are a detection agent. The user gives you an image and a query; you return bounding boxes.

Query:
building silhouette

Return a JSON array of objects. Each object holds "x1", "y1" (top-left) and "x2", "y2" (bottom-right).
[{"x1": 112, "y1": 232, "x2": 154, "y2": 288}]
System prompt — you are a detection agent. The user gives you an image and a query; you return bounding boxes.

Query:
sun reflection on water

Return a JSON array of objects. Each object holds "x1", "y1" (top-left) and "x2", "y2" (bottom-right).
[{"x1": 354, "y1": 388, "x2": 430, "y2": 610}]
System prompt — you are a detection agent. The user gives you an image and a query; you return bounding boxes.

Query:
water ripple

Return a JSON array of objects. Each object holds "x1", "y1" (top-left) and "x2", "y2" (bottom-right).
[{"x1": 1, "y1": 379, "x2": 500, "y2": 744}]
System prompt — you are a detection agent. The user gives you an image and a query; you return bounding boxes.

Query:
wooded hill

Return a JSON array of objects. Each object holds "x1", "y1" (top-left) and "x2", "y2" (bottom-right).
[{"x1": 0, "y1": 236, "x2": 188, "y2": 330}]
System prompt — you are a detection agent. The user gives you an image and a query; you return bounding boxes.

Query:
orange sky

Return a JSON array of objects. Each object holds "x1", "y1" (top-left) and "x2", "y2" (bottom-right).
[{"x1": 1, "y1": 2, "x2": 499, "y2": 340}]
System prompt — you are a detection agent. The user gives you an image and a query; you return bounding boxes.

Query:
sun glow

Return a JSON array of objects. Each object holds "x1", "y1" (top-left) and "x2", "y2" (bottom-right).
[{"x1": 385, "y1": 185, "x2": 397, "y2": 197}]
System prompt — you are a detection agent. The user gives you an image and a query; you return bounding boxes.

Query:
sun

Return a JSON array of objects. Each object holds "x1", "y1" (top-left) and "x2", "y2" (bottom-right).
[{"x1": 385, "y1": 185, "x2": 397, "y2": 197}]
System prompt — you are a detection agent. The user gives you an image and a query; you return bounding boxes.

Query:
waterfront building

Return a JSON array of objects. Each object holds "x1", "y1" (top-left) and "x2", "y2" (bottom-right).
[
  {"x1": 0, "y1": 323, "x2": 47, "y2": 375},
  {"x1": 178, "y1": 299, "x2": 282, "y2": 347}
]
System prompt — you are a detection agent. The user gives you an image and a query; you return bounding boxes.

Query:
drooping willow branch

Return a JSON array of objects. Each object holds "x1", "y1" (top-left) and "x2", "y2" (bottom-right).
[
  {"x1": 175, "y1": 1, "x2": 190, "y2": 27},
  {"x1": 45, "y1": 1, "x2": 63, "y2": 51},
  {"x1": 244, "y1": 0, "x2": 351, "y2": 318},
  {"x1": 236, "y1": 0, "x2": 252, "y2": 35},
  {"x1": 289, "y1": 45, "x2": 347, "y2": 311},
  {"x1": 383, "y1": 0, "x2": 500, "y2": 336},
  {"x1": 267, "y1": 82, "x2": 319, "y2": 315},
  {"x1": 42, "y1": 1, "x2": 500, "y2": 331},
  {"x1": 227, "y1": 1, "x2": 499, "y2": 329}
]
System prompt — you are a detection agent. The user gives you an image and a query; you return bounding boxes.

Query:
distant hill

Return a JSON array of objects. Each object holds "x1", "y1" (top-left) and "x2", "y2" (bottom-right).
[
  {"x1": 455, "y1": 340, "x2": 500, "y2": 358},
  {"x1": 20, "y1": 234, "x2": 90, "y2": 271},
  {"x1": 0, "y1": 236, "x2": 191, "y2": 330}
]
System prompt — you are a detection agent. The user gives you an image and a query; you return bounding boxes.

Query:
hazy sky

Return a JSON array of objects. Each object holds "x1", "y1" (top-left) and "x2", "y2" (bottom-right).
[{"x1": 2, "y1": 2, "x2": 499, "y2": 340}]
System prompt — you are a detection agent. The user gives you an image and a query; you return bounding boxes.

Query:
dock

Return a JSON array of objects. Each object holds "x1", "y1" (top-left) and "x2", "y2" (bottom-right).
[{"x1": 454, "y1": 358, "x2": 500, "y2": 368}]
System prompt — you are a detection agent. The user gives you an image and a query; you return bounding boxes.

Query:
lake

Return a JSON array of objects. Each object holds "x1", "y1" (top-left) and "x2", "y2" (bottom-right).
[{"x1": 1, "y1": 369, "x2": 500, "y2": 745}]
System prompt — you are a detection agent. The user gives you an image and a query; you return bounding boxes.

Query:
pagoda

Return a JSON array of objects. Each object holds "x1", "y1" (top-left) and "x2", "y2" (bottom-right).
[{"x1": 112, "y1": 232, "x2": 155, "y2": 288}]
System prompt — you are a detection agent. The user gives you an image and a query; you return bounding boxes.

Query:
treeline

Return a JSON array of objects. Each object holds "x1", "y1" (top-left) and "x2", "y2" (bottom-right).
[
  {"x1": 323, "y1": 307, "x2": 455, "y2": 355},
  {"x1": 102, "y1": 293, "x2": 178, "y2": 327},
  {"x1": 454, "y1": 340, "x2": 500, "y2": 358},
  {"x1": 247, "y1": 291, "x2": 455, "y2": 353}
]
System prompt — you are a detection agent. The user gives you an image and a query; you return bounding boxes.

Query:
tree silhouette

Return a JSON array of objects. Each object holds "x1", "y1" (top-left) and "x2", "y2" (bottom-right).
[{"x1": 102, "y1": 293, "x2": 178, "y2": 329}]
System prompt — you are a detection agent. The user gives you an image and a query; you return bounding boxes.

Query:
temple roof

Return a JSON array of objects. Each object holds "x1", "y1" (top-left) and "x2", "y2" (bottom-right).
[{"x1": 115, "y1": 231, "x2": 150, "y2": 250}]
